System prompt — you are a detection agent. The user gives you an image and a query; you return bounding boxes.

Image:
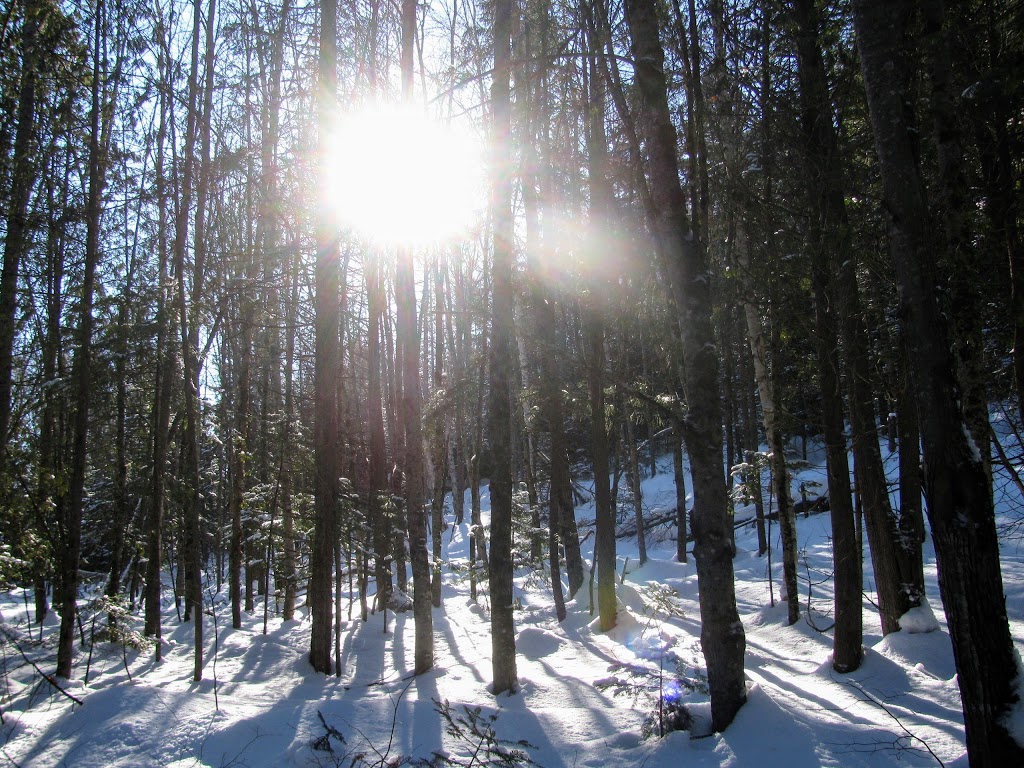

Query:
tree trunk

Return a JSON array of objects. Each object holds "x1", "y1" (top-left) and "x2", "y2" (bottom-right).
[
  {"x1": 398, "y1": 0, "x2": 433, "y2": 676},
  {"x1": 368, "y1": 256, "x2": 392, "y2": 615},
  {"x1": 488, "y1": 0, "x2": 517, "y2": 695},
  {"x1": 281, "y1": 250, "x2": 299, "y2": 621},
  {"x1": 786, "y1": 0, "x2": 864, "y2": 670},
  {"x1": 622, "y1": 0, "x2": 746, "y2": 730},
  {"x1": 36, "y1": 150, "x2": 69, "y2": 629},
  {"x1": 791, "y1": 0, "x2": 914, "y2": 638},
  {"x1": 429, "y1": 255, "x2": 446, "y2": 608},
  {"x1": 583, "y1": 17, "x2": 616, "y2": 631},
  {"x1": 896, "y1": 336, "x2": 925, "y2": 600},
  {"x1": 310, "y1": 0, "x2": 340, "y2": 675},
  {"x1": 740, "y1": 265, "x2": 799, "y2": 624},
  {"x1": 852, "y1": 1, "x2": 1023, "y2": 761},
  {"x1": 624, "y1": 415, "x2": 646, "y2": 566},
  {"x1": 0, "y1": 0, "x2": 42, "y2": 462},
  {"x1": 673, "y1": 428, "x2": 688, "y2": 563},
  {"x1": 57, "y1": 0, "x2": 106, "y2": 678}
]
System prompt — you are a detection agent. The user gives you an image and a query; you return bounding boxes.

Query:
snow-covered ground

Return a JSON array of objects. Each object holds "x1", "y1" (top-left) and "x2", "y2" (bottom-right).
[{"x1": 2, "y1": 442, "x2": 1021, "y2": 767}]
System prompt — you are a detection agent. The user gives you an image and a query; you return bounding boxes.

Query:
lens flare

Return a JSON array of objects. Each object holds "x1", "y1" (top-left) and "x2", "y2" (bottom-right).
[{"x1": 322, "y1": 103, "x2": 485, "y2": 247}]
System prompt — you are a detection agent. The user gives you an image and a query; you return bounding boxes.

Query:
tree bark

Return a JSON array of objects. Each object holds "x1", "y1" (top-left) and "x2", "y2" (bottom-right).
[
  {"x1": 368, "y1": 256, "x2": 392, "y2": 615},
  {"x1": 673, "y1": 427, "x2": 688, "y2": 563},
  {"x1": 398, "y1": 0, "x2": 433, "y2": 676},
  {"x1": 582, "y1": 11, "x2": 616, "y2": 631},
  {"x1": 57, "y1": 0, "x2": 105, "y2": 678},
  {"x1": 852, "y1": 0, "x2": 1023, "y2": 761},
  {"x1": 310, "y1": 0, "x2": 340, "y2": 675},
  {"x1": 0, "y1": 0, "x2": 43, "y2": 464},
  {"x1": 791, "y1": 0, "x2": 914, "y2": 639},
  {"x1": 622, "y1": 0, "x2": 746, "y2": 730},
  {"x1": 488, "y1": 0, "x2": 517, "y2": 695}
]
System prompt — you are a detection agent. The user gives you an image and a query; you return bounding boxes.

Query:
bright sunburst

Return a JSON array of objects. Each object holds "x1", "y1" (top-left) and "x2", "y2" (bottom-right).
[{"x1": 322, "y1": 103, "x2": 485, "y2": 247}]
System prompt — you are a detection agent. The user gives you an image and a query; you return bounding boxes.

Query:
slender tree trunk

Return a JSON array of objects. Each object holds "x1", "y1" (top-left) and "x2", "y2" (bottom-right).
[
  {"x1": 281, "y1": 252, "x2": 299, "y2": 621},
  {"x1": 229, "y1": 282, "x2": 253, "y2": 629},
  {"x1": 782, "y1": 0, "x2": 864, "y2": 663},
  {"x1": 673, "y1": 427, "x2": 688, "y2": 563},
  {"x1": 0, "y1": 0, "x2": 41, "y2": 462},
  {"x1": 625, "y1": 415, "x2": 646, "y2": 565},
  {"x1": 429, "y1": 256, "x2": 446, "y2": 608},
  {"x1": 107, "y1": 292, "x2": 131, "y2": 601},
  {"x1": 488, "y1": 0, "x2": 517, "y2": 694},
  {"x1": 792, "y1": 0, "x2": 913, "y2": 638},
  {"x1": 36, "y1": 150, "x2": 69, "y2": 627},
  {"x1": 57, "y1": 0, "x2": 105, "y2": 678},
  {"x1": 399, "y1": 0, "x2": 433, "y2": 675},
  {"x1": 853, "y1": 1, "x2": 1023, "y2": 761},
  {"x1": 738, "y1": 254, "x2": 798, "y2": 623},
  {"x1": 469, "y1": 321, "x2": 488, "y2": 595},
  {"x1": 310, "y1": 0, "x2": 340, "y2": 675},
  {"x1": 368, "y1": 256, "x2": 392, "y2": 614},
  {"x1": 786, "y1": 0, "x2": 863, "y2": 669},
  {"x1": 582, "y1": 17, "x2": 616, "y2": 631}
]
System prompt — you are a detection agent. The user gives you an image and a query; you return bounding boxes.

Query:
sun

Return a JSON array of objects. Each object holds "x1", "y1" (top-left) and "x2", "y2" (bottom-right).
[{"x1": 322, "y1": 103, "x2": 485, "y2": 247}]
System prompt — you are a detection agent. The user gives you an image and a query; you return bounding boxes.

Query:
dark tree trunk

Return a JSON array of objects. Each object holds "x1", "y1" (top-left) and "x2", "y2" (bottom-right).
[
  {"x1": 488, "y1": 0, "x2": 517, "y2": 695},
  {"x1": 853, "y1": 0, "x2": 1023, "y2": 762},
  {"x1": 622, "y1": 0, "x2": 746, "y2": 730},
  {"x1": 399, "y1": 0, "x2": 433, "y2": 676},
  {"x1": 368, "y1": 257, "x2": 392, "y2": 615},
  {"x1": 923, "y1": 0, "x2": 991, "y2": 490},
  {"x1": 896, "y1": 338, "x2": 925, "y2": 601},
  {"x1": 792, "y1": 0, "x2": 915, "y2": 639},
  {"x1": 310, "y1": 0, "x2": 340, "y2": 675},
  {"x1": 36, "y1": 152, "x2": 69, "y2": 628},
  {"x1": 581, "y1": 21, "x2": 616, "y2": 631},
  {"x1": 280, "y1": 257, "x2": 299, "y2": 622},
  {"x1": 625, "y1": 415, "x2": 646, "y2": 566},
  {"x1": 0, "y1": 0, "x2": 41, "y2": 462},
  {"x1": 429, "y1": 256, "x2": 446, "y2": 609},
  {"x1": 57, "y1": 0, "x2": 105, "y2": 678},
  {"x1": 673, "y1": 428, "x2": 688, "y2": 563}
]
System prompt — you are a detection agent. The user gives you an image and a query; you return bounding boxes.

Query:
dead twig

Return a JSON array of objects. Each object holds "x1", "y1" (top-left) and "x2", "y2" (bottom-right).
[{"x1": 0, "y1": 628, "x2": 83, "y2": 707}]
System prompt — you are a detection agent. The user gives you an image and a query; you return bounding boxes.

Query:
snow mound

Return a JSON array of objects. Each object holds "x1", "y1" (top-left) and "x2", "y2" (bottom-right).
[
  {"x1": 388, "y1": 587, "x2": 413, "y2": 612},
  {"x1": 899, "y1": 603, "x2": 940, "y2": 633},
  {"x1": 874, "y1": 625, "x2": 958, "y2": 681},
  {"x1": 516, "y1": 626, "x2": 561, "y2": 658}
]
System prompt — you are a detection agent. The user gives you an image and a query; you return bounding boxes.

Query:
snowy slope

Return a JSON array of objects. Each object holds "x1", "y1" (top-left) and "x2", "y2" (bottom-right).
[{"x1": 1, "y1": 443, "x2": 1020, "y2": 767}]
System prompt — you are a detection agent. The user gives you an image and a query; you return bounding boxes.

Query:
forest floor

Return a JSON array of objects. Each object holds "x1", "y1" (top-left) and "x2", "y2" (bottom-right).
[{"x1": 2, "y1": 432, "x2": 1023, "y2": 767}]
